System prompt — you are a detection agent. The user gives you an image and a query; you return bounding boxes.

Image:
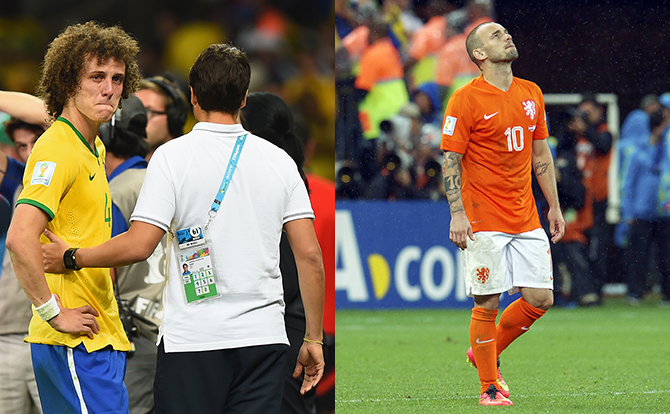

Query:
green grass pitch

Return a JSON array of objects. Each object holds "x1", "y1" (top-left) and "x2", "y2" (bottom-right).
[{"x1": 336, "y1": 298, "x2": 670, "y2": 413}]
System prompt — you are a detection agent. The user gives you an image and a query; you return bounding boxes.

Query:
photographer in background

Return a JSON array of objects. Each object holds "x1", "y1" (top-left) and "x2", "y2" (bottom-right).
[
  {"x1": 551, "y1": 108, "x2": 598, "y2": 306},
  {"x1": 573, "y1": 95, "x2": 613, "y2": 297}
]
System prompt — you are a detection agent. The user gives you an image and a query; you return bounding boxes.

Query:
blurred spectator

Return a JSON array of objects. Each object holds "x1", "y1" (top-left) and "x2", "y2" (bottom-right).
[
  {"x1": 366, "y1": 151, "x2": 421, "y2": 200},
  {"x1": 0, "y1": 113, "x2": 19, "y2": 161},
  {"x1": 355, "y1": 18, "x2": 409, "y2": 141},
  {"x1": 163, "y1": 21, "x2": 226, "y2": 81},
  {"x1": 379, "y1": 102, "x2": 423, "y2": 166},
  {"x1": 283, "y1": 52, "x2": 336, "y2": 181},
  {"x1": 620, "y1": 108, "x2": 670, "y2": 305},
  {"x1": 382, "y1": 0, "x2": 424, "y2": 51},
  {"x1": 135, "y1": 76, "x2": 189, "y2": 160},
  {"x1": 618, "y1": 94, "x2": 661, "y2": 206},
  {"x1": 404, "y1": 0, "x2": 456, "y2": 92},
  {"x1": 621, "y1": 94, "x2": 660, "y2": 143},
  {"x1": 0, "y1": 114, "x2": 45, "y2": 414},
  {"x1": 336, "y1": 160, "x2": 365, "y2": 199},
  {"x1": 415, "y1": 158, "x2": 444, "y2": 200},
  {"x1": 573, "y1": 94, "x2": 613, "y2": 296},
  {"x1": 552, "y1": 111, "x2": 598, "y2": 306},
  {"x1": 412, "y1": 83, "x2": 443, "y2": 127},
  {"x1": 355, "y1": 17, "x2": 409, "y2": 183}
]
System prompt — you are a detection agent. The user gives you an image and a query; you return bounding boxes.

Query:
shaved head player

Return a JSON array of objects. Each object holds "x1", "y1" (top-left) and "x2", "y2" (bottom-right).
[{"x1": 441, "y1": 22, "x2": 565, "y2": 406}]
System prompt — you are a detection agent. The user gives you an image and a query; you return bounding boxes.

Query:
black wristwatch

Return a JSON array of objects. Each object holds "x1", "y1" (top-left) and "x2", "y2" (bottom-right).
[{"x1": 63, "y1": 248, "x2": 81, "y2": 270}]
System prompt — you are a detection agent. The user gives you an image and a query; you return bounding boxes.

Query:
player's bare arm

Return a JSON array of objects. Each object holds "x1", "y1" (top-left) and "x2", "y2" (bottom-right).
[
  {"x1": 0, "y1": 91, "x2": 51, "y2": 128},
  {"x1": 284, "y1": 218, "x2": 326, "y2": 394},
  {"x1": 7, "y1": 204, "x2": 100, "y2": 338},
  {"x1": 42, "y1": 221, "x2": 165, "y2": 272},
  {"x1": 532, "y1": 139, "x2": 565, "y2": 243},
  {"x1": 443, "y1": 151, "x2": 474, "y2": 249}
]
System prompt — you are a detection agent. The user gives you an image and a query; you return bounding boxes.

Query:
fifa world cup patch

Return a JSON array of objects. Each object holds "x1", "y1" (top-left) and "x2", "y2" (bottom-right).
[
  {"x1": 443, "y1": 116, "x2": 457, "y2": 136},
  {"x1": 30, "y1": 161, "x2": 57, "y2": 187}
]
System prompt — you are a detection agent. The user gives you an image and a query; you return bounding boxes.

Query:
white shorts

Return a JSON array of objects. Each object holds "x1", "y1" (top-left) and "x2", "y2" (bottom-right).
[{"x1": 463, "y1": 228, "x2": 553, "y2": 297}]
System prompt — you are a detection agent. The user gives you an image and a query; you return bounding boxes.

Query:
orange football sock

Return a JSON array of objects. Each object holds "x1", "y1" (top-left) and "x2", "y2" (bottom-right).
[
  {"x1": 470, "y1": 307, "x2": 499, "y2": 394},
  {"x1": 496, "y1": 298, "x2": 546, "y2": 358}
]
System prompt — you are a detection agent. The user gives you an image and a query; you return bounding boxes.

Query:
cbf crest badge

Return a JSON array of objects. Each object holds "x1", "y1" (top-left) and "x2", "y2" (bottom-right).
[{"x1": 522, "y1": 99, "x2": 537, "y2": 120}]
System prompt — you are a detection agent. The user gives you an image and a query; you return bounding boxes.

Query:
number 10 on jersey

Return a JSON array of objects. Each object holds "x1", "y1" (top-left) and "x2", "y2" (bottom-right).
[{"x1": 505, "y1": 126, "x2": 524, "y2": 152}]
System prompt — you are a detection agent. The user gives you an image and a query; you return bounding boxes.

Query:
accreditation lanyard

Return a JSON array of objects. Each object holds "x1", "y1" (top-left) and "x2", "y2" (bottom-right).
[{"x1": 204, "y1": 134, "x2": 247, "y2": 229}]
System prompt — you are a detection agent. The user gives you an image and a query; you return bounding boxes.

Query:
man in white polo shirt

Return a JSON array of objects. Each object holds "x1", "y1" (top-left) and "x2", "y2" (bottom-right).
[{"x1": 42, "y1": 43, "x2": 326, "y2": 414}]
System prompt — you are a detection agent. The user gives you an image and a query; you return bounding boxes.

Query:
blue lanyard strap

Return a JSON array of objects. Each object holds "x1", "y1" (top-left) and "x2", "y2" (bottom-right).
[{"x1": 205, "y1": 134, "x2": 247, "y2": 227}]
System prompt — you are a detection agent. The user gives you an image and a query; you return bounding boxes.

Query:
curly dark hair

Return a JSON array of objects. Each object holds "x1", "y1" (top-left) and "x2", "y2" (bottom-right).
[{"x1": 36, "y1": 21, "x2": 142, "y2": 121}]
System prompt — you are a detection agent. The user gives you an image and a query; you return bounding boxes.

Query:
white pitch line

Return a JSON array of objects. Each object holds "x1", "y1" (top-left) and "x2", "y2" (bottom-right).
[{"x1": 337, "y1": 389, "x2": 670, "y2": 404}]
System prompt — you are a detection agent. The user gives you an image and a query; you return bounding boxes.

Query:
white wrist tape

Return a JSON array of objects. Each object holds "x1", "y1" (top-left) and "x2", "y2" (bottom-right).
[{"x1": 35, "y1": 294, "x2": 60, "y2": 322}]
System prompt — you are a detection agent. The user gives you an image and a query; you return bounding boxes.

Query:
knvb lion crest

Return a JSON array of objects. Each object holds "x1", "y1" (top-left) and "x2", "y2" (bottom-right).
[
  {"x1": 476, "y1": 266, "x2": 490, "y2": 284},
  {"x1": 522, "y1": 99, "x2": 537, "y2": 120}
]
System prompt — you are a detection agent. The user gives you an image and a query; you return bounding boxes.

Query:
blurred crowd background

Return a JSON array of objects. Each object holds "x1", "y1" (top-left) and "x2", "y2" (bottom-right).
[
  {"x1": 0, "y1": 0, "x2": 335, "y2": 181},
  {"x1": 335, "y1": 0, "x2": 670, "y2": 307}
]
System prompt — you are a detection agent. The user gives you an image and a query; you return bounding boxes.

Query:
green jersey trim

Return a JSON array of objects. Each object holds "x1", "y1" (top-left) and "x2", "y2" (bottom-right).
[
  {"x1": 57, "y1": 117, "x2": 99, "y2": 158},
  {"x1": 15, "y1": 199, "x2": 55, "y2": 221}
]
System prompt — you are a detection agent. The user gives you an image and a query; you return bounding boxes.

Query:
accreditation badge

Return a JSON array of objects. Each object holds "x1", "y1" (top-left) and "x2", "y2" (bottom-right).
[{"x1": 176, "y1": 226, "x2": 220, "y2": 304}]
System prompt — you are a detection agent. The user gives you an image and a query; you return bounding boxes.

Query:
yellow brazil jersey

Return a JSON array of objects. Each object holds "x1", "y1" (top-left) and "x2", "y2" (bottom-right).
[{"x1": 16, "y1": 117, "x2": 130, "y2": 352}]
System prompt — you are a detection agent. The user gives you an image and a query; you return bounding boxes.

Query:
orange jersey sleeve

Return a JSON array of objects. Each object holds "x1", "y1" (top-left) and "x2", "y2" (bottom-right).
[{"x1": 440, "y1": 75, "x2": 548, "y2": 234}]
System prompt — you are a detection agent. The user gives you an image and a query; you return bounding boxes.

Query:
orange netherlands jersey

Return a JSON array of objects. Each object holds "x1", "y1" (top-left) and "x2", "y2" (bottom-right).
[{"x1": 440, "y1": 75, "x2": 548, "y2": 234}]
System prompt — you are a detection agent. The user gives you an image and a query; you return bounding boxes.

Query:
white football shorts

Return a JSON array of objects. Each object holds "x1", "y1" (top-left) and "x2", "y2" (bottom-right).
[{"x1": 462, "y1": 228, "x2": 553, "y2": 297}]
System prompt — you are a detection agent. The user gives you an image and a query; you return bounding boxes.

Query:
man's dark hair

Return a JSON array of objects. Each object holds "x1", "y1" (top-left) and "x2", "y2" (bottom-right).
[
  {"x1": 189, "y1": 43, "x2": 250, "y2": 115},
  {"x1": 36, "y1": 21, "x2": 141, "y2": 121},
  {"x1": 579, "y1": 93, "x2": 601, "y2": 108},
  {"x1": 99, "y1": 95, "x2": 149, "y2": 159},
  {"x1": 240, "y1": 92, "x2": 308, "y2": 191},
  {"x1": 104, "y1": 128, "x2": 150, "y2": 159},
  {"x1": 4, "y1": 118, "x2": 45, "y2": 143},
  {"x1": 650, "y1": 109, "x2": 666, "y2": 130}
]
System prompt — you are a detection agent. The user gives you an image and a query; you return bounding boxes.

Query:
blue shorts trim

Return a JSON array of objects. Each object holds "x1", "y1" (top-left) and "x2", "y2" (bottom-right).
[{"x1": 31, "y1": 343, "x2": 129, "y2": 414}]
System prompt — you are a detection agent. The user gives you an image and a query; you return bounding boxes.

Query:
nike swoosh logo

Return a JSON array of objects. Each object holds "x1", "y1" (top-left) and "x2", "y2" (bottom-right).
[
  {"x1": 521, "y1": 326, "x2": 530, "y2": 331},
  {"x1": 89, "y1": 173, "x2": 96, "y2": 181},
  {"x1": 484, "y1": 112, "x2": 499, "y2": 120},
  {"x1": 476, "y1": 338, "x2": 495, "y2": 344}
]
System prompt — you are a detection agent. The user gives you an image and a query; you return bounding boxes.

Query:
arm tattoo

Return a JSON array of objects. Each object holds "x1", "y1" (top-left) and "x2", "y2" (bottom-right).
[
  {"x1": 534, "y1": 161, "x2": 550, "y2": 177},
  {"x1": 443, "y1": 152, "x2": 464, "y2": 213}
]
